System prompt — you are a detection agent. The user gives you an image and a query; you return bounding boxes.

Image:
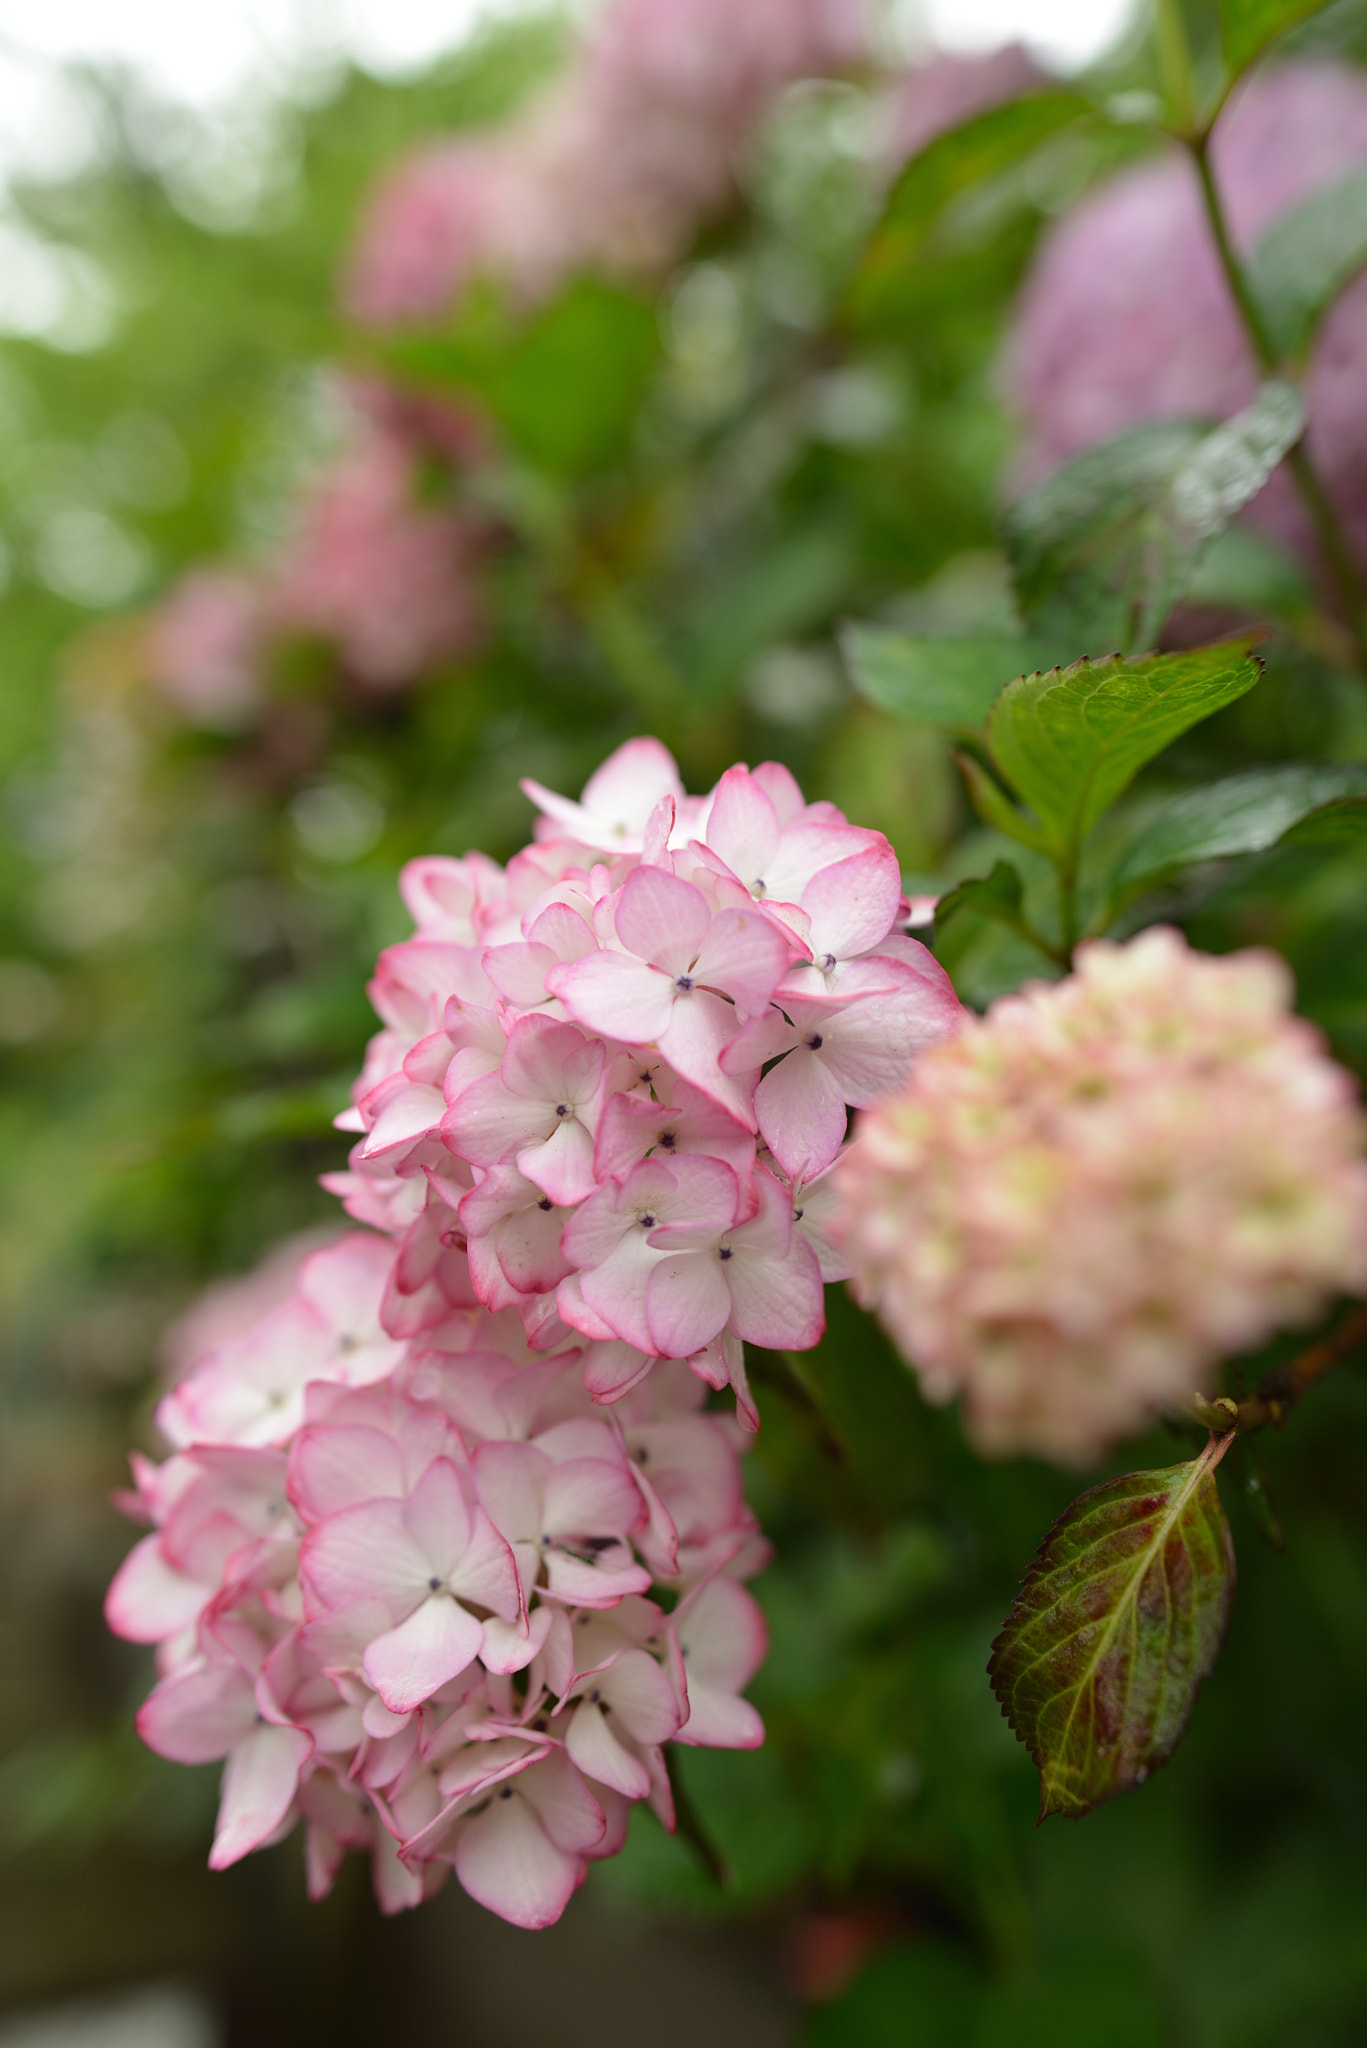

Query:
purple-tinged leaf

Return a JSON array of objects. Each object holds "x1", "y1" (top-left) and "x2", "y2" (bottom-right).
[{"x1": 988, "y1": 1443, "x2": 1236, "y2": 1821}]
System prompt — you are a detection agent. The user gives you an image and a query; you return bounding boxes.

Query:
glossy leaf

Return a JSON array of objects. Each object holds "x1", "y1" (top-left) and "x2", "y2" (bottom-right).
[
  {"x1": 842, "y1": 626, "x2": 1030, "y2": 731},
  {"x1": 988, "y1": 1450, "x2": 1236, "y2": 1821},
  {"x1": 1109, "y1": 762, "x2": 1367, "y2": 899},
  {"x1": 986, "y1": 640, "x2": 1261, "y2": 861},
  {"x1": 1220, "y1": 0, "x2": 1335, "y2": 79},
  {"x1": 1007, "y1": 388, "x2": 1302, "y2": 653},
  {"x1": 1249, "y1": 166, "x2": 1367, "y2": 361}
]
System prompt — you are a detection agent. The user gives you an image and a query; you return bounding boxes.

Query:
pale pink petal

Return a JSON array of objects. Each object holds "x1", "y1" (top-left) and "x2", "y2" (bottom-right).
[
  {"x1": 105, "y1": 1536, "x2": 206, "y2": 1643},
  {"x1": 137, "y1": 1661, "x2": 257, "y2": 1763},
  {"x1": 548, "y1": 948, "x2": 675, "y2": 1042},
  {"x1": 691, "y1": 906, "x2": 793, "y2": 1018},
  {"x1": 517, "y1": 1747, "x2": 606, "y2": 1855},
  {"x1": 645, "y1": 1251, "x2": 732, "y2": 1359},
  {"x1": 209, "y1": 1722, "x2": 312, "y2": 1869},
  {"x1": 363, "y1": 1595, "x2": 484, "y2": 1713},
  {"x1": 801, "y1": 845, "x2": 903, "y2": 961},
  {"x1": 565, "y1": 1700, "x2": 652, "y2": 1800},
  {"x1": 656, "y1": 993, "x2": 755, "y2": 1127},
  {"x1": 613, "y1": 866, "x2": 710, "y2": 976},
  {"x1": 754, "y1": 1048, "x2": 849, "y2": 1182},
  {"x1": 703, "y1": 765, "x2": 781, "y2": 891},
  {"x1": 455, "y1": 1791, "x2": 583, "y2": 1925},
  {"x1": 519, "y1": 1116, "x2": 599, "y2": 1207}
]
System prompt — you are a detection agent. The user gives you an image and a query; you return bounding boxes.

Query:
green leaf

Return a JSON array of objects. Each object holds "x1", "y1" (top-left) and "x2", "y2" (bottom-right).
[
  {"x1": 386, "y1": 277, "x2": 660, "y2": 477},
  {"x1": 988, "y1": 1449, "x2": 1236, "y2": 1821},
  {"x1": 932, "y1": 858, "x2": 1052, "y2": 952},
  {"x1": 1109, "y1": 762, "x2": 1367, "y2": 897},
  {"x1": 986, "y1": 639, "x2": 1262, "y2": 861},
  {"x1": 1220, "y1": 0, "x2": 1335, "y2": 80},
  {"x1": 1007, "y1": 389, "x2": 1303, "y2": 653},
  {"x1": 1249, "y1": 166, "x2": 1367, "y2": 361},
  {"x1": 841, "y1": 625, "x2": 1031, "y2": 731},
  {"x1": 853, "y1": 92, "x2": 1092, "y2": 316},
  {"x1": 1279, "y1": 794, "x2": 1367, "y2": 846},
  {"x1": 954, "y1": 749, "x2": 1052, "y2": 853}
]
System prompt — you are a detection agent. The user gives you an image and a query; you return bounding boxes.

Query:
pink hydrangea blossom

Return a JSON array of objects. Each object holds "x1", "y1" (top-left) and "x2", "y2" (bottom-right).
[
  {"x1": 270, "y1": 426, "x2": 485, "y2": 690},
  {"x1": 837, "y1": 928, "x2": 1367, "y2": 1466},
  {"x1": 144, "y1": 567, "x2": 267, "y2": 728},
  {"x1": 346, "y1": 0, "x2": 871, "y2": 326},
  {"x1": 1008, "y1": 59, "x2": 1367, "y2": 573},
  {"x1": 111, "y1": 734, "x2": 953, "y2": 1925}
]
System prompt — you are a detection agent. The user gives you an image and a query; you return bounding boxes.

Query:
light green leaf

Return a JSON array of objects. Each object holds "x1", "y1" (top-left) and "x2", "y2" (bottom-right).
[
  {"x1": 841, "y1": 626, "x2": 1031, "y2": 731},
  {"x1": 1249, "y1": 166, "x2": 1367, "y2": 361},
  {"x1": 1220, "y1": 0, "x2": 1335, "y2": 80},
  {"x1": 1007, "y1": 389, "x2": 1303, "y2": 654},
  {"x1": 988, "y1": 1449, "x2": 1236, "y2": 1821},
  {"x1": 1110, "y1": 762, "x2": 1367, "y2": 897},
  {"x1": 986, "y1": 640, "x2": 1262, "y2": 860}
]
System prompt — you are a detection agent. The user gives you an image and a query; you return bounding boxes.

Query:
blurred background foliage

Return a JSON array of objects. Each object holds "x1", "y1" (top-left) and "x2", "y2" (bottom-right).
[{"x1": 4, "y1": 1, "x2": 1367, "y2": 2041}]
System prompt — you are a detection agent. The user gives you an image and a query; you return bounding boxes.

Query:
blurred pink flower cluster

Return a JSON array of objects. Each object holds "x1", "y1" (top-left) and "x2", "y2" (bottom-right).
[
  {"x1": 1008, "y1": 59, "x2": 1367, "y2": 575},
  {"x1": 107, "y1": 738, "x2": 958, "y2": 1921},
  {"x1": 838, "y1": 928, "x2": 1367, "y2": 1466},
  {"x1": 347, "y1": 0, "x2": 871, "y2": 325},
  {"x1": 145, "y1": 413, "x2": 487, "y2": 725}
]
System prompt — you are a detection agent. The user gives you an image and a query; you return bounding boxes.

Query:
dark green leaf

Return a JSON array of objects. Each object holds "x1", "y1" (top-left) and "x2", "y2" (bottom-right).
[
  {"x1": 1109, "y1": 763, "x2": 1367, "y2": 897},
  {"x1": 934, "y1": 862, "x2": 1053, "y2": 960},
  {"x1": 986, "y1": 639, "x2": 1262, "y2": 860},
  {"x1": 853, "y1": 92, "x2": 1092, "y2": 316},
  {"x1": 1220, "y1": 0, "x2": 1335, "y2": 79},
  {"x1": 1249, "y1": 166, "x2": 1367, "y2": 361},
  {"x1": 386, "y1": 277, "x2": 660, "y2": 477},
  {"x1": 1235, "y1": 1440, "x2": 1287, "y2": 1553},
  {"x1": 1007, "y1": 389, "x2": 1302, "y2": 653},
  {"x1": 988, "y1": 1450, "x2": 1236, "y2": 1820},
  {"x1": 1279, "y1": 795, "x2": 1367, "y2": 846},
  {"x1": 841, "y1": 625, "x2": 1031, "y2": 731}
]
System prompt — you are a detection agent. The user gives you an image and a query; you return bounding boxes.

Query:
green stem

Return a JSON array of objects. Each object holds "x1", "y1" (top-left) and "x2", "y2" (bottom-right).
[
  {"x1": 1191, "y1": 1301, "x2": 1367, "y2": 1438},
  {"x1": 1155, "y1": 0, "x2": 1198, "y2": 138},
  {"x1": 664, "y1": 1750, "x2": 731, "y2": 1888},
  {"x1": 1189, "y1": 134, "x2": 1367, "y2": 666}
]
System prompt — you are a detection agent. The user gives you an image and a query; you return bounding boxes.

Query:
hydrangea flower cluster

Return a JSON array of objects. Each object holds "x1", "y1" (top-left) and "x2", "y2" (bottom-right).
[
  {"x1": 146, "y1": 414, "x2": 488, "y2": 725},
  {"x1": 1008, "y1": 60, "x2": 1367, "y2": 575},
  {"x1": 107, "y1": 738, "x2": 960, "y2": 1923},
  {"x1": 837, "y1": 928, "x2": 1367, "y2": 1467},
  {"x1": 347, "y1": 0, "x2": 870, "y2": 325}
]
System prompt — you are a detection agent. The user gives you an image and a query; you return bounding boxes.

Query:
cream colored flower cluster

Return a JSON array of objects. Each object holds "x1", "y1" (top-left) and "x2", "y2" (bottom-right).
[{"x1": 839, "y1": 929, "x2": 1367, "y2": 1465}]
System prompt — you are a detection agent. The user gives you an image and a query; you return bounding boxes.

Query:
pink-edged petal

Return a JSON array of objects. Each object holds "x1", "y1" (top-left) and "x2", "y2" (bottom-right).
[
  {"x1": 518, "y1": 1117, "x2": 598, "y2": 1207},
  {"x1": 137, "y1": 1662, "x2": 256, "y2": 1764},
  {"x1": 363, "y1": 1595, "x2": 484, "y2": 1713},
  {"x1": 543, "y1": 1456, "x2": 643, "y2": 1540},
  {"x1": 565, "y1": 1701, "x2": 652, "y2": 1800},
  {"x1": 209, "y1": 1722, "x2": 312, "y2": 1869},
  {"x1": 602, "y1": 1646, "x2": 684, "y2": 1745},
  {"x1": 728, "y1": 1229, "x2": 825, "y2": 1351},
  {"x1": 105, "y1": 1535, "x2": 206, "y2": 1643},
  {"x1": 656, "y1": 994, "x2": 755, "y2": 1127},
  {"x1": 703, "y1": 765, "x2": 781, "y2": 890},
  {"x1": 287, "y1": 1424, "x2": 405, "y2": 1526},
  {"x1": 645, "y1": 1253, "x2": 732, "y2": 1360},
  {"x1": 479, "y1": 1604, "x2": 554, "y2": 1676},
  {"x1": 581, "y1": 737, "x2": 683, "y2": 824},
  {"x1": 801, "y1": 845, "x2": 903, "y2": 960},
  {"x1": 692, "y1": 906, "x2": 793, "y2": 1019},
  {"x1": 547, "y1": 949, "x2": 674, "y2": 1044},
  {"x1": 300, "y1": 1499, "x2": 426, "y2": 1617},
  {"x1": 454, "y1": 1790, "x2": 584, "y2": 1927},
  {"x1": 754, "y1": 1048, "x2": 849, "y2": 1182},
  {"x1": 581, "y1": 1339, "x2": 656, "y2": 1403},
  {"x1": 518, "y1": 1747, "x2": 607, "y2": 1855},
  {"x1": 501, "y1": 1015, "x2": 603, "y2": 1103},
  {"x1": 677, "y1": 1684, "x2": 765, "y2": 1749},
  {"x1": 443, "y1": 1072, "x2": 544, "y2": 1167},
  {"x1": 613, "y1": 866, "x2": 710, "y2": 976}
]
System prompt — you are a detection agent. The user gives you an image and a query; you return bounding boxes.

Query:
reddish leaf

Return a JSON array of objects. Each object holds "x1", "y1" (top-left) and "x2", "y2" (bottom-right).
[{"x1": 988, "y1": 1443, "x2": 1236, "y2": 1820}]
